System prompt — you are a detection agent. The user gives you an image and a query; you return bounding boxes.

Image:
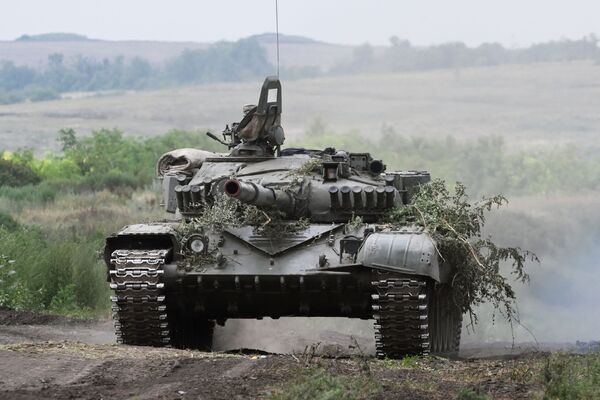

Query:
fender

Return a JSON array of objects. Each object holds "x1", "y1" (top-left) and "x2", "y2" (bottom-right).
[
  {"x1": 357, "y1": 228, "x2": 450, "y2": 283},
  {"x1": 103, "y1": 223, "x2": 180, "y2": 269}
]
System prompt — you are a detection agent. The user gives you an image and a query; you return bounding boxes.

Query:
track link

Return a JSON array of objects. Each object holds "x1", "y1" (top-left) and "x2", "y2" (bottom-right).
[
  {"x1": 371, "y1": 276, "x2": 429, "y2": 358},
  {"x1": 109, "y1": 249, "x2": 171, "y2": 346}
]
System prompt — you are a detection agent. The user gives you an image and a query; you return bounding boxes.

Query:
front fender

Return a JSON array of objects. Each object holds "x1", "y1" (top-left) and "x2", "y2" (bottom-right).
[
  {"x1": 357, "y1": 229, "x2": 449, "y2": 283},
  {"x1": 104, "y1": 223, "x2": 180, "y2": 268}
]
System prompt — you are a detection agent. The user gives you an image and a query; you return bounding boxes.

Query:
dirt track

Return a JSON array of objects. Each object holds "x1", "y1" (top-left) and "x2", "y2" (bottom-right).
[{"x1": 0, "y1": 308, "x2": 546, "y2": 399}]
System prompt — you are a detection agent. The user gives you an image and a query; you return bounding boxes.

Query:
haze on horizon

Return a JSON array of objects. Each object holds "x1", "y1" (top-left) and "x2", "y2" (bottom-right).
[{"x1": 1, "y1": 0, "x2": 599, "y2": 47}]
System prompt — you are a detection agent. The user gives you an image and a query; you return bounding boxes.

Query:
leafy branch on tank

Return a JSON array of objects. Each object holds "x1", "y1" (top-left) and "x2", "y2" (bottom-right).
[
  {"x1": 188, "y1": 193, "x2": 241, "y2": 233},
  {"x1": 346, "y1": 213, "x2": 365, "y2": 232},
  {"x1": 283, "y1": 157, "x2": 322, "y2": 190},
  {"x1": 179, "y1": 190, "x2": 310, "y2": 239},
  {"x1": 287, "y1": 157, "x2": 322, "y2": 178},
  {"x1": 384, "y1": 179, "x2": 539, "y2": 328},
  {"x1": 242, "y1": 204, "x2": 310, "y2": 236},
  {"x1": 174, "y1": 221, "x2": 216, "y2": 269}
]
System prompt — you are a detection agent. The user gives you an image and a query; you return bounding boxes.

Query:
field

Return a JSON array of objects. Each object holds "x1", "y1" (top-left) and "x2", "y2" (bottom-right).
[
  {"x1": 1, "y1": 60, "x2": 599, "y2": 399},
  {"x1": 1, "y1": 61, "x2": 600, "y2": 152}
]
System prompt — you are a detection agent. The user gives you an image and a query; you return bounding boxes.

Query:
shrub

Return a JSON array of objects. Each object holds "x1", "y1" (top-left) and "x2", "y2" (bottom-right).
[
  {"x1": 0, "y1": 182, "x2": 58, "y2": 205},
  {"x1": 0, "y1": 213, "x2": 18, "y2": 231},
  {"x1": 542, "y1": 353, "x2": 600, "y2": 400},
  {"x1": 0, "y1": 159, "x2": 40, "y2": 187},
  {"x1": 387, "y1": 180, "x2": 538, "y2": 326},
  {"x1": 0, "y1": 226, "x2": 109, "y2": 315},
  {"x1": 26, "y1": 86, "x2": 60, "y2": 102}
]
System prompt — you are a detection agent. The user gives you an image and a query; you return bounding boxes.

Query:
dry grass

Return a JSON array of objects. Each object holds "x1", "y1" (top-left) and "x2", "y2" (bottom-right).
[
  {"x1": 1, "y1": 61, "x2": 599, "y2": 152},
  {"x1": 15, "y1": 189, "x2": 164, "y2": 236},
  {"x1": 0, "y1": 340, "x2": 237, "y2": 360}
]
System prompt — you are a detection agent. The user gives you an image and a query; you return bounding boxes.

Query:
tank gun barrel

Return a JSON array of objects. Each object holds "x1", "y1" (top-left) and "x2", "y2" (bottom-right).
[{"x1": 224, "y1": 179, "x2": 294, "y2": 211}]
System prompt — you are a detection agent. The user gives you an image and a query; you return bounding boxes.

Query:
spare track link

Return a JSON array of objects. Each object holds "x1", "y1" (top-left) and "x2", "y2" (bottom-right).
[
  {"x1": 372, "y1": 276, "x2": 429, "y2": 358},
  {"x1": 109, "y1": 249, "x2": 171, "y2": 346}
]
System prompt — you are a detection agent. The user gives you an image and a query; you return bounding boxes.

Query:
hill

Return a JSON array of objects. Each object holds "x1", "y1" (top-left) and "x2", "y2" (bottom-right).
[
  {"x1": 0, "y1": 32, "x2": 359, "y2": 70},
  {"x1": 15, "y1": 32, "x2": 91, "y2": 42}
]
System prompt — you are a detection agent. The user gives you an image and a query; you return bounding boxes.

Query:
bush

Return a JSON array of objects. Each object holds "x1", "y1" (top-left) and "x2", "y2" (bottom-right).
[
  {"x1": 26, "y1": 86, "x2": 60, "y2": 102},
  {"x1": 0, "y1": 90, "x2": 26, "y2": 105},
  {"x1": 0, "y1": 227, "x2": 109, "y2": 315},
  {"x1": 86, "y1": 170, "x2": 139, "y2": 191},
  {"x1": 542, "y1": 353, "x2": 600, "y2": 399},
  {"x1": 0, "y1": 181, "x2": 58, "y2": 205},
  {"x1": 386, "y1": 180, "x2": 537, "y2": 326},
  {"x1": 0, "y1": 159, "x2": 41, "y2": 187},
  {"x1": 0, "y1": 213, "x2": 18, "y2": 231}
]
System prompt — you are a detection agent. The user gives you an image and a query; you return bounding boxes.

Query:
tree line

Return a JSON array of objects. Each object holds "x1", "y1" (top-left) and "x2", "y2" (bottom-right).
[
  {"x1": 335, "y1": 34, "x2": 600, "y2": 74},
  {"x1": 0, "y1": 35, "x2": 599, "y2": 104},
  {"x1": 0, "y1": 38, "x2": 271, "y2": 104}
]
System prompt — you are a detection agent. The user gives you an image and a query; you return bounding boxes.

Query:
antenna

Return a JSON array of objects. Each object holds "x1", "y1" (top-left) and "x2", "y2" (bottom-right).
[{"x1": 275, "y1": 0, "x2": 280, "y2": 77}]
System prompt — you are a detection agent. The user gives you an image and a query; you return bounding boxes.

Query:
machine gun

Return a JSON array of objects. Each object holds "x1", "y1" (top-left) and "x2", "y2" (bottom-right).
[{"x1": 207, "y1": 76, "x2": 285, "y2": 156}]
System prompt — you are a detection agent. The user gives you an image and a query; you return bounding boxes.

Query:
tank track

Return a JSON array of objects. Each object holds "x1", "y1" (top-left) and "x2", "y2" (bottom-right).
[
  {"x1": 371, "y1": 275, "x2": 429, "y2": 358},
  {"x1": 429, "y1": 284, "x2": 462, "y2": 354},
  {"x1": 109, "y1": 249, "x2": 171, "y2": 346}
]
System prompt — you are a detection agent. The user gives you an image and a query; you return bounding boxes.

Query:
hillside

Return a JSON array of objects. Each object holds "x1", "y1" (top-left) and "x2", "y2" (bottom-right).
[
  {"x1": 0, "y1": 33, "x2": 359, "y2": 70},
  {"x1": 0, "y1": 61, "x2": 599, "y2": 152}
]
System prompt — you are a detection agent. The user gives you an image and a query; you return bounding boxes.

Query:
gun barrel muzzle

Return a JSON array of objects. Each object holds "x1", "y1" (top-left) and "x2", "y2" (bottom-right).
[{"x1": 224, "y1": 179, "x2": 279, "y2": 208}]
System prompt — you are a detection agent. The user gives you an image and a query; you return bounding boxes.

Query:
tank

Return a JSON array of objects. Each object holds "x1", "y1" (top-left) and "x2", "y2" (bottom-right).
[{"x1": 104, "y1": 77, "x2": 462, "y2": 358}]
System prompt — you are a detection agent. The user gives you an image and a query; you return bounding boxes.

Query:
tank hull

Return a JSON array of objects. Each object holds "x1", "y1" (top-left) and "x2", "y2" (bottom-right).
[
  {"x1": 166, "y1": 271, "x2": 374, "y2": 319},
  {"x1": 106, "y1": 222, "x2": 461, "y2": 356}
]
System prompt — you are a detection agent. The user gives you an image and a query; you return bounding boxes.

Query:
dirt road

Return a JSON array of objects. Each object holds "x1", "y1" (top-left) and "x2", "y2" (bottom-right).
[{"x1": 0, "y1": 308, "x2": 545, "y2": 399}]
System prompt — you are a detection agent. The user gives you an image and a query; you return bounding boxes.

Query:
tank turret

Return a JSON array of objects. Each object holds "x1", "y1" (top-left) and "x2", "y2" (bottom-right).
[{"x1": 104, "y1": 76, "x2": 463, "y2": 359}]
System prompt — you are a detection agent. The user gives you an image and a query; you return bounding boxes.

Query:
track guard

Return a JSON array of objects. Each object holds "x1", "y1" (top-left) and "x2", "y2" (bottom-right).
[{"x1": 357, "y1": 229, "x2": 449, "y2": 283}]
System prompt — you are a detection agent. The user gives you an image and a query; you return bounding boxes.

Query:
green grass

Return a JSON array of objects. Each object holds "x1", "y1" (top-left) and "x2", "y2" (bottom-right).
[
  {"x1": 456, "y1": 389, "x2": 491, "y2": 400},
  {"x1": 0, "y1": 188, "x2": 163, "y2": 317},
  {"x1": 0, "y1": 227, "x2": 110, "y2": 315},
  {"x1": 541, "y1": 353, "x2": 600, "y2": 400},
  {"x1": 267, "y1": 368, "x2": 382, "y2": 400}
]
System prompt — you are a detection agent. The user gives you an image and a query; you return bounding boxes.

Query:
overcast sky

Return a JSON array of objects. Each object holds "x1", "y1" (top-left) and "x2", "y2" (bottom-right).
[{"x1": 1, "y1": 0, "x2": 598, "y2": 47}]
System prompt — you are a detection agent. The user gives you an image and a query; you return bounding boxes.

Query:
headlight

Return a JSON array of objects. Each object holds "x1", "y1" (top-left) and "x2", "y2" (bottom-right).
[{"x1": 187, "y1": 234, "x2": 206, "y2": 253}]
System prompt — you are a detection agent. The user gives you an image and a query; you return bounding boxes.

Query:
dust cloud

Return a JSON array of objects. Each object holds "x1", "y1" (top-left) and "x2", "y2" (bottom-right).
[{"x1": 213, "y1": 318, "x2": 375, "y2": 355}]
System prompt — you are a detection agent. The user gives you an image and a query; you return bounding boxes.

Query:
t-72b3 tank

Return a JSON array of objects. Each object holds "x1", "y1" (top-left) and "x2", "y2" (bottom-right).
[{"x1": 104, "y1": 77, "x2": 462, "y2": 358}]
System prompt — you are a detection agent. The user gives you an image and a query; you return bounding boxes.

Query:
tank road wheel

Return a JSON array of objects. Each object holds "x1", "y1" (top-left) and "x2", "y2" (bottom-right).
[
  {"x1": 109, "y1": 249, "x2": 172, "y2": 347},
  {"x1": 428, "y1": 283, "x2": 462, "y2": 356},
  {"x1": 170, "y1": 317, "x2": 215, "y2": 351},
  {"x1": 371, "y1": 274, "x2": 463, "y2": 358}
]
